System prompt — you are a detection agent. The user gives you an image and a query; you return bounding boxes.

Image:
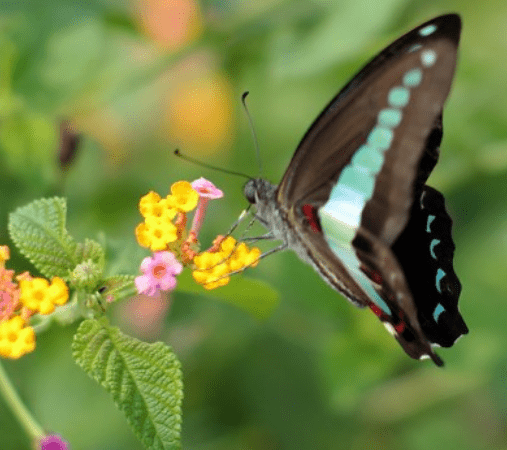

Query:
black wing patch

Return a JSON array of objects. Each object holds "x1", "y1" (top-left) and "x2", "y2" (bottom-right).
[{"x1": 392, "y1": 185, "x2": 468, "y2": 347}]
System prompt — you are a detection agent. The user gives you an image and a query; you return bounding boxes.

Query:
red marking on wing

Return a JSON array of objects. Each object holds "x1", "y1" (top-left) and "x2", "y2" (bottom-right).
[
  {"x1": 369, "y1": 303, "x2": 383, "y2": 318},
  {"x1": 394, "y1": 320, "x2": 406, "y2": 334},
  {"x1": 360, "y1": 265, "x2": 384, "y2": 285},
  {"x1": 370, "y1": 270, "x2": 383, "y2": 285},
  {"x1": 394, "y1": 311, "x2": 406, "y2": 334},
  {"x1": 302, "y1": 204, "x2": 321, "y2": 233}
]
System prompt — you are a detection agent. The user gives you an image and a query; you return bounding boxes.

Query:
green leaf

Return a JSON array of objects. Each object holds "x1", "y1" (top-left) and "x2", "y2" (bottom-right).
[
  {"x1": 99, "y1": 275, "x2": 137, "y2": 303},
  {"x1": 177, "y1": 270, "x2": 280, "y2": 320},
  {"x1": 72, "y1": 318, "x2": 183, "y2": 450},
  {"x1": 74, "y1": 238, "x2": 106, "y2": 269},
  {"x1": 8, "y1": 197, "x2": 77, "y2": 278}
]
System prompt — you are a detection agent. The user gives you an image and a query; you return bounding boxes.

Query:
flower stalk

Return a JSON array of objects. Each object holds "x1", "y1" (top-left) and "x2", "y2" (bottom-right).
[{"x1": 0, "y1": 359, "x2": 44, "y2": 440}]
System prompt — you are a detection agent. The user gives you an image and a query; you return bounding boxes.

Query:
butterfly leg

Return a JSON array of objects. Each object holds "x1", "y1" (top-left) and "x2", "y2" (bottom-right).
[
  {"x1": 242, "y1": 232, "x2": 275, "y2": 243},
  {"x1": 258, "y1": 242, "x2": 288, "y2": 259},
  {"x1": 224, "y1": 206, "x2": 252, "y2": 236},
  {"x1": 223, "y1": 242, "x2": 288, "y2": 278}
]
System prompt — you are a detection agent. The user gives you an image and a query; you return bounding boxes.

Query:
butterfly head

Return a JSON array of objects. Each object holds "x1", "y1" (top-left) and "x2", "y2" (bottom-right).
[{"x1": 244, "y1": 178, "x2": 274, "y2": 205}]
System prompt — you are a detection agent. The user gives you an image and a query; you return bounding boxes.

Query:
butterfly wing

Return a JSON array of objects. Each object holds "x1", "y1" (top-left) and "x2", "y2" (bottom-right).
[
  {"x1": 275, "y1": 14, "x2": 465, "y2": 363},
  {"x1": 278, "y1": 14, "x2": 460, "y2": 212}
]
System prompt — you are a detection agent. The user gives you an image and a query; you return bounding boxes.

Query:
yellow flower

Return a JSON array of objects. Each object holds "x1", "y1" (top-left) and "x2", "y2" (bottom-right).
[
  {"x1": 143, "y1": 216, "x2": 178, "y2": 250},
  {"x1": 135, "y1": 223, "x2": 151, "y2": 248},
  {"x1": 219, "y1": 236, "x2": 237, "y2": 254},
  {"x1": 193, "y1": 262, "x2": 230, "y2": 290},
  {"x1": 201, "y1": 276, "x2": 230, "y2": 290},
  {"x1": 192, "y1": 238, "x2": 261, "y2": 290},
  {"x1": 0, "y1": 316, "x2": 36, "y2": 359},
  {"x1": 159, "y1": 204, "x2": 179, "y2": 223},
  {"x1": 166, "y1": 181, "x2": 199, "y2": 212},
  {"x1": 19, "y1": 277, "x2": 69, "y2": 315},
  {"x1": 0, "y1": 245, "x2": 9, "y2": 267},
  {"x1": 164, "y1": 75, "x2": 234, "y2": 154},
  {"x1": 47, "y1": 277, "x2": 69, "y2": 306},
  {"x1": 145, "y1": 198, "x2": 178, "y2": 223},
  {"x1": 139, "y1": 191, "x2": 162, "y2": 217},
  {"x1": 229, "y1": 243, "x2": 261, "y2": 271},
  {"x1": 193, "y1": 251, "x2": 222, "y2": 269}
]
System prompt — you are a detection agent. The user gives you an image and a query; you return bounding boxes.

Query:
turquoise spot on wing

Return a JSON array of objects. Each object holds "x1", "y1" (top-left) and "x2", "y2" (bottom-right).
[
  {"x1": 327, "y1": 184, "x2": 366, "y2": 209},
  {"x1": 426, "y1": 215, "x2": 435, "y2": 233},
  {"x1": 421, "y1": 49, "x2": 437, "y2": 67},
  {"x1": 403, "y1": 68, "x2": 423, "y2": 87},
  {"x1": 367, "y1": 126, "x2": 393, "y2": 150},
  {"x1": 433, "y1": 303, "x2": 445, "y2": 322},
  {"x1": 388, "y1": 87, "x2": 410, "y2": 107},
  {"x1": 408, "y1": 43, "x2": 422, "y2": 53},
  {"x1": 436, "y1": 268, "x2": 446, "y2": 293},
  {"x1": 351, "y1": 145, "x2": 384, "y2": 173},
  {"x1": 378, "y1": 108, "x2": 402, "y2": 128},
  {"x1": 430, "y1": 239, "x2": 440, "y2": 259},
  {"x1": 322, "y1": 239, "x2": 392, "y2": 315},
  {"x1": 339, "y1": 165, "x2": 375, "y2": 198},
  {"x1": 419, "y1": 24, "x2": 437, "y2": 36},
  {"x1": 320, "y1": 185, "x2": 366, "y2": 239}
]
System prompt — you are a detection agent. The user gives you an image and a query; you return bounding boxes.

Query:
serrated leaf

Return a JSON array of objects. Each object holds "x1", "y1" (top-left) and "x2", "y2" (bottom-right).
[
  {"x1": 74, "y1": 238, "x2": 106, "y2": 270},
  {"x1": 8, "y1": 197, "x2": 77, "y2": 278},
  {"x1": 177, "y1": 270, "x2": 280, "y2": 320},
  {"x1": 72, "y1": 318, "x2": 183, "y2": 450},
  {"x1": 100, "y1": 275, "x2": 137, "y2": 302}
]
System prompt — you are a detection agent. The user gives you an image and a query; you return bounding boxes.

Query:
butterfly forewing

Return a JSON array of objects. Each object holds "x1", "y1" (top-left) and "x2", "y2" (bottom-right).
[
  {"x1": 268, "y1": 14, "x2": 466, "y2": 364},
  {"x1": 277, "y1": 14, "x2": 460, "y2": 214}
]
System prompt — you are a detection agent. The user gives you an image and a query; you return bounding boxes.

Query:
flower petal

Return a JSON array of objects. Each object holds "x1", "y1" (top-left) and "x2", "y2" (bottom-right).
[{"x1": 191, "y1": 177, "x2": 224, "y2": 199}]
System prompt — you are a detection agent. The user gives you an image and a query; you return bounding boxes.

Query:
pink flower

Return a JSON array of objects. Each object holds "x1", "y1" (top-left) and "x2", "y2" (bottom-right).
[
  {"x1": 39, "y1": 434, "x2": 69, "y2": 450},
  {"x1": 190, "y1": 178, "x2": 223, "y2": 236},
  {"x1": 135, "y1": 251, "x2": 183, "y2": 297},
  {"x1": 191, "y1": 177, "x2": 223, "y2": 199}
]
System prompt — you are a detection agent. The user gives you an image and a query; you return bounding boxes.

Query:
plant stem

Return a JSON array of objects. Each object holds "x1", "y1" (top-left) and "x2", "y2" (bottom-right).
[{"x1": 0, "y1": 359, "x2": 44, "y2": 440}]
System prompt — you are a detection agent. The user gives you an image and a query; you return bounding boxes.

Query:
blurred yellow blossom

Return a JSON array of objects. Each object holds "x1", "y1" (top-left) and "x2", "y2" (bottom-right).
[
  {"x1": 19, "y1": 277, "x2": 69, "y2": 315},
  {"x1": 0, "y1": 246, "x2": 9, "y2": 266},
  {"x1": 165, "y1": 75, "x2": 235, "y2": 154},
  {"x1": 0, "y1": 316, "x2": 36, "y2": 359}
]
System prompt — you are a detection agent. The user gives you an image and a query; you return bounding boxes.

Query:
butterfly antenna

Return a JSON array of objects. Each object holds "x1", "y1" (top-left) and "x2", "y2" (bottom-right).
[
  {"x1": 241, "y1": 92, "x2": 262, "y2": 177},
  {"x1": 174, "y1": 149, "x2": 253, "y2": 179}
]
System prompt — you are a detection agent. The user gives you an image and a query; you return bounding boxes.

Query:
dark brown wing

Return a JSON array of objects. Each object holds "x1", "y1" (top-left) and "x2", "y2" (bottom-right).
[{"x1": 277, "y1": 15, "x2": 460, "y2": 232}]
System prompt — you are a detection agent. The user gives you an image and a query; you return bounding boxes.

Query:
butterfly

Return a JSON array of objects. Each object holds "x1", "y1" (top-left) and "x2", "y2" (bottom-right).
[{"x1": 243, "y1": 14, "x2": 468, "y2": 365}]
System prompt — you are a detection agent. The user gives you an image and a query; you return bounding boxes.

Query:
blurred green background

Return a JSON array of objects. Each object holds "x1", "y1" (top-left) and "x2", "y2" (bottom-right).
[{"x1": 1, "y1": 0, "x2": 506, "y2": 449}]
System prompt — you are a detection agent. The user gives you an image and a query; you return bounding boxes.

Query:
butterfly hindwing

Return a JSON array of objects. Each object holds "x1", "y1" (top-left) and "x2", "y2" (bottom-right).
[{"x1": 392, "y1": 185, "x2": 468, "y2": 348}]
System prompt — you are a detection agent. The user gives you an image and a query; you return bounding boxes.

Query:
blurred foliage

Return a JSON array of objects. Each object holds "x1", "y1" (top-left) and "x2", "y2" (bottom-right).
[{"x1": 1, "y1": 0, "x2": 507, "y2": 449}]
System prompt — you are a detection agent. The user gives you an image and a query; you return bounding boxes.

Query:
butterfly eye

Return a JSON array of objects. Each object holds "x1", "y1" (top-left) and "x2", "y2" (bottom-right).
[{"x1": 243, "y1": 180, "x2": 257, "y2": 204}]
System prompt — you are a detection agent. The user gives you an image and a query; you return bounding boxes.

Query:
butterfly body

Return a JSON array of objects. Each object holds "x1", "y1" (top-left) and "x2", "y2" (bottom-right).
[{"x1": 244, "y1": 14, "x2": 468, "y2": 365}]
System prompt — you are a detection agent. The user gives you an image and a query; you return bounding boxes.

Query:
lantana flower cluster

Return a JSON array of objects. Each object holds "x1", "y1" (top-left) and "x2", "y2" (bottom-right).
[
  {"x1": 0, "y1": 246, "x2": 69, "y2": 359},
  {"x1": 135, "y1": 178, "x2": 261, "y2": 296},
  {"x1": 193, "y1": 236, "x2": 260, "y2": 290}
]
